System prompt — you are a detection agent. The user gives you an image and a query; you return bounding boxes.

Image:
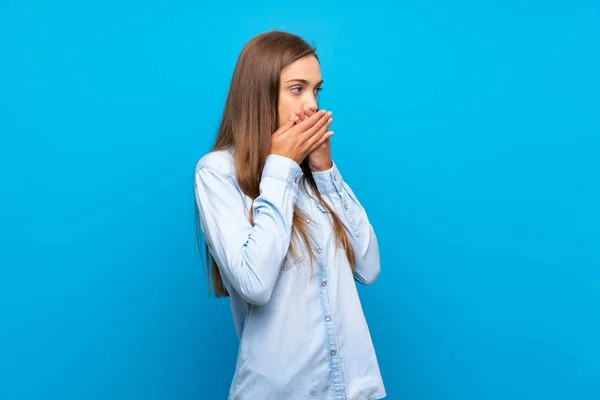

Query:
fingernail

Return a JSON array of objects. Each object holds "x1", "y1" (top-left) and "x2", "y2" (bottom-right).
[{"x1": 327, "y1": 111, "x2": 332, "y2": 116}]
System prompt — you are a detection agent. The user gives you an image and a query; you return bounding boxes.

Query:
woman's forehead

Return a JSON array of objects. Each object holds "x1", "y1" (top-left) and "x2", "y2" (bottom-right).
[{"x1": 281, "y1": 56, "x2": 321, "y2": 82}]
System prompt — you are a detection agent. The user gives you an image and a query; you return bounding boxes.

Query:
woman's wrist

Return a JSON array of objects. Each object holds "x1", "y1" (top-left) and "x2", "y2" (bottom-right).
[{"x1": 309, "y1": 159, "x2": 333, "y2": 172}]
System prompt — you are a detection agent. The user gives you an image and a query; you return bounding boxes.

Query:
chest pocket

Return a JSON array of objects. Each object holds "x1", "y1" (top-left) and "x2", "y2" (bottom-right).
[
  {"x1": 281, "y1": 251, "x2": 305, "y2": 271},
  {"x1": 315, "y1": 201, "x2": 346, "y2": 250},
  {"x1": 314, "y1": 200, "x2": 331, "y2": 213},
  {"x1": 280, "y1": 231, "x2": 308, "y2": 271}
]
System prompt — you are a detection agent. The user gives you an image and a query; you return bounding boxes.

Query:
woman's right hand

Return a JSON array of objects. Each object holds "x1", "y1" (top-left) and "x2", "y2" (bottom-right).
[{"x1": 269, "y1": 109, "x2": 333, "y2": 165}]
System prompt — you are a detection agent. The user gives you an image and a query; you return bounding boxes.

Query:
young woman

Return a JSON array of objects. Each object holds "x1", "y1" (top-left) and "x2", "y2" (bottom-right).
[{"x1": 194, "y1": 30, "x2": 386, "y2": 400}]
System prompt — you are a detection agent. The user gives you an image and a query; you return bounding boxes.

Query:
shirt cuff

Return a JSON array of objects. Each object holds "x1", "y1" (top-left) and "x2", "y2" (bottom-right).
[
  {"x1": 262, "y1": 154, "x2": 304, "y2": 193},
  {"x1": 311, "y1": 160, "x2": 343, "y2": 194}
]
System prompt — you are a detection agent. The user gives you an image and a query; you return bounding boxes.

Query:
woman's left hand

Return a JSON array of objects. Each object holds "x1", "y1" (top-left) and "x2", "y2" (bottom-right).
[{"x1": 295, "y1": 104, "x2": 334, "y2": 172}]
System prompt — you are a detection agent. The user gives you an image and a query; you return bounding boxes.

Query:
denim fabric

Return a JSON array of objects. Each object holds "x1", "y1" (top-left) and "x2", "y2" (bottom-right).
[{"x1": 194, "y1": 147, "x2": 386, "y2": 400}]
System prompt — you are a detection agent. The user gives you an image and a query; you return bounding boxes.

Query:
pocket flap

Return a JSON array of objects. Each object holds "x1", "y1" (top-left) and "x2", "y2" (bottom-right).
[{"x1": 314, "y1": 200, "x2": 330, "y2": 213}]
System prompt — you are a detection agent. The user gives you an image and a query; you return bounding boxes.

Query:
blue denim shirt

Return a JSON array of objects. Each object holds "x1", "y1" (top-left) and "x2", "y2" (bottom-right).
[{"x1": 194, "y1": 147, "x2": 386, "y2": 400}]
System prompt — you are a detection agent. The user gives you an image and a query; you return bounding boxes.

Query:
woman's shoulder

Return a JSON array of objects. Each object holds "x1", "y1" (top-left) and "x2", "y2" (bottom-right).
[{"x1": 195, "y1": 146, "x2": 234, "y2": 177}]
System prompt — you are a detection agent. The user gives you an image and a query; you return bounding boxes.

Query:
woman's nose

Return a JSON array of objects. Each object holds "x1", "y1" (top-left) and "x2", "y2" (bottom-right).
[{"x1": 304, "y1": 100, "x2": 318, "y2": 112}]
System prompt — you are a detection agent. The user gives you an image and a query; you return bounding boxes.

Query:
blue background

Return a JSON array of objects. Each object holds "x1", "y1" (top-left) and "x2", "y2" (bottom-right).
[{"x1": 1, "y1": 1, "x2": 599, "y2": 399}]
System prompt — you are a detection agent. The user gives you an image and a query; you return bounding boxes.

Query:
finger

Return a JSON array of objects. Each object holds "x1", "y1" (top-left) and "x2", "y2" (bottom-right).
[
  {"x1": 288, "y1": 109, "x2": 328, "y2": 134},
  {"x1": 274, "y1": 113, "x2": 299, "y2": 136},
  {"x1": 273, "y1": 119, "x2": 295, "y2": 138},
  {"x1": 297, "y1": 105, "x2": 308, "y2": 120},
  {"x1": 308, "y1": 129, "x2": 334, "y2": 153},
  {"x1": 296, "y1": 109, "x2": 307, "y2": 122},
  {"x1": 306, "y1": 117, "x2": 333, "y2": 149},
  {"x1": 302, "y1": 112, "x2": 332, "y2": 141}
]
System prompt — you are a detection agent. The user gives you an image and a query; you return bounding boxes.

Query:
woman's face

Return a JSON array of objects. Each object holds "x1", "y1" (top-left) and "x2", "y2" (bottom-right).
[{"x1": 278, "y1": 55, "x2": 323, "y2": 128}]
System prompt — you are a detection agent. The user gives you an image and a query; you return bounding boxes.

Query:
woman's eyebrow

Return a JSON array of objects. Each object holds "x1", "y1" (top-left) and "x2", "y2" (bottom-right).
[{"x1": 285, "y1": 79, "x2": 324, "y2": 86}]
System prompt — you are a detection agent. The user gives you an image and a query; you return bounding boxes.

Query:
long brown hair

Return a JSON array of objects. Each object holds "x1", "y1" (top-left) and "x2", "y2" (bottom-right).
[{"x1": 195, "y1": 30, "x2": 356, "y2": 297}]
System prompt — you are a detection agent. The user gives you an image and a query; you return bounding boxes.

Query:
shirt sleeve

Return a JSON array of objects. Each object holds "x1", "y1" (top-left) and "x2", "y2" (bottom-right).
[
  {"x1": 311, "y1": 160, "x2": 381, "y2": 285},
  {"x1": 194, "y1": 154, "x2": 304, "y2": 305}
]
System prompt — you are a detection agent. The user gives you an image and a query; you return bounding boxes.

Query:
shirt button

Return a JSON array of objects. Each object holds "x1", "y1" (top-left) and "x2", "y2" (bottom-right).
[
  {"x1": 317, "y1": 248, "x2": 322, "y2": 254},
  {"x1": 321, "y1": 281, "x2": 327, "y2": 287},
  {"x1": 294, "y1": 177, "x2": 298, "y2": 183},
  {"x1": 333, "y1": 175, "x2": 337, "y2": 181},
  {"x1": 343, "y1": 203, "x2": 348, "y2": 210},
  {"x1": 330, "y1": 350, "x2": 336, "y2": 356},
  {"x1": 325, "y1": 316, "x2": 331, "y2": 322}
]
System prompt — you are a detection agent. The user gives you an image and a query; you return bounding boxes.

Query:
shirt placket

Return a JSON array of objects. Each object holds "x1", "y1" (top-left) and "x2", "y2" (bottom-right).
[{"x1": 311, "y1": 212, "x2": 348, "y2": 400}]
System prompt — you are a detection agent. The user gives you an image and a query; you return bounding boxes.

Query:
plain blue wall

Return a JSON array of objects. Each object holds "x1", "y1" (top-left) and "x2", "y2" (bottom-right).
[{"x1": 1, "y1": 1, "x2": 599, "y2": 399}]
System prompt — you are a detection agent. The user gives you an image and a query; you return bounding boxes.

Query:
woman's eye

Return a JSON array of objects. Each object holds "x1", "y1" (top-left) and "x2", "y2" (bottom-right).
[{"x1": 291, "y1": 86, "x2": 323, "y2": 95}]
